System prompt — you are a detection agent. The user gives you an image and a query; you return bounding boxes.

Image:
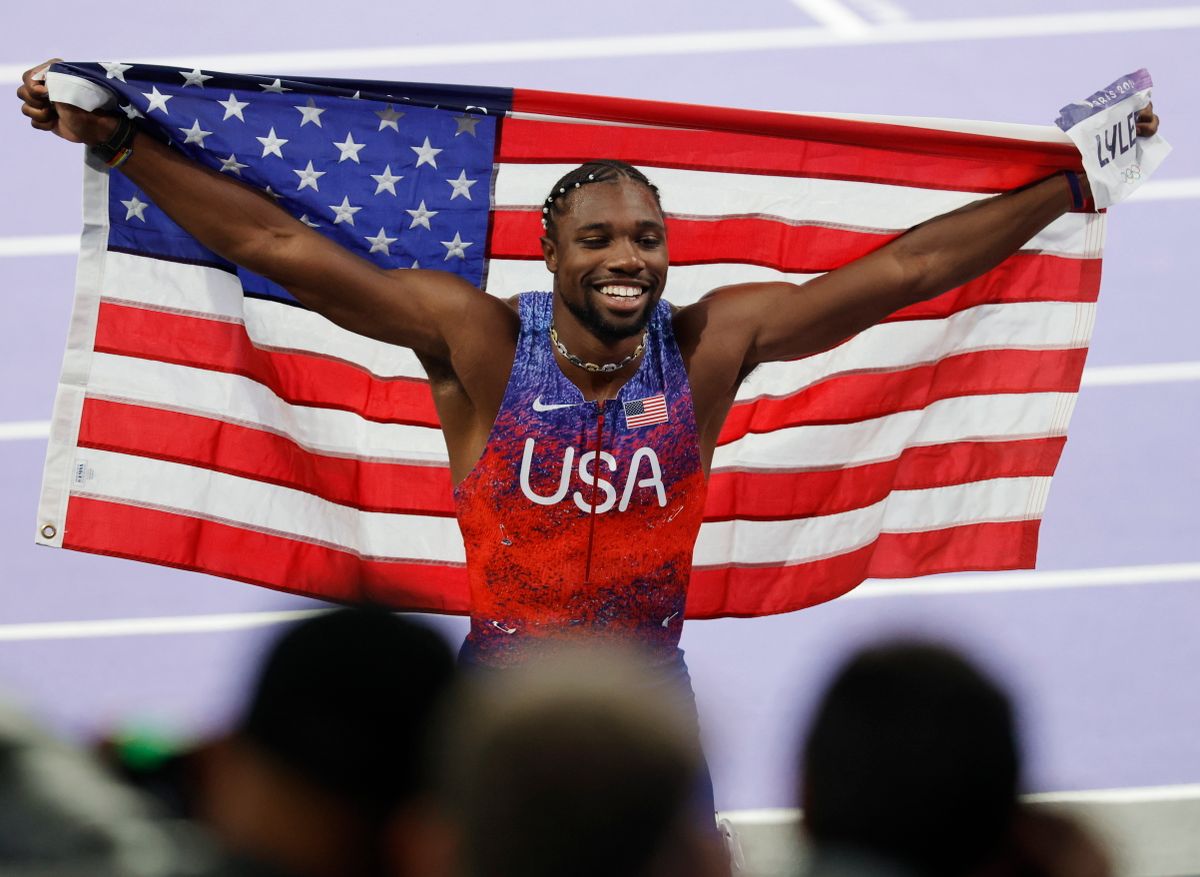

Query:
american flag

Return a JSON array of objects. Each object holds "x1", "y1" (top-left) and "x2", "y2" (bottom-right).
[
  {"x1": 36, "y1": 61, "x2": 1099, "y2": 618},
  {"x1": 623, "y1": 394, "x2": 669, "y2": 429}
]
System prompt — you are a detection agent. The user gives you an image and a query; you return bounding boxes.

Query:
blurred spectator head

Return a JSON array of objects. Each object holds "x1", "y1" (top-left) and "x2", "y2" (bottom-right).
[
  {"x1": 799, "y1": 641, "x2": 1020, "y2": 877},
  {"x1": 438, "y1": 646, "x2": 726, "y2": 877},
  {"x1": 201, "y1": 607, "x2": 456, "y2": 877}
]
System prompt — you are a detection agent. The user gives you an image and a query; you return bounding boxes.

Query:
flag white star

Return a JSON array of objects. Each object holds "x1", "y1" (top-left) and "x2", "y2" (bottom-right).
[
  {"x1": 364, "y1": 227, "x2": 398, "y2": 255},
  {"x1": 178, "y1": 119, "x2": 213, "y2": 147},
  {"x1": 293, "y1": 160, "x2": 326, "y2": 192},
  {"x1": 179, "y1": 68, "x2": 212, "y2": 88},
  {"x1": 219, "y1": 153, "x2": 249, "y2": 175},
  {"x1": 333, "y1": 132, "x2": 366, "y2": 163},
  {"x1": 218, "y1": 93, "x2": 249, "y2": 122},
  {"x1": 453, "y1": 113, "x2": 481, "y2": 136},
  {"x1": 142, "y1": 86, "x2": 173, "y2": 115},
  {"x1": 121, "y1": 195, "x2": 148, "y2": 221},
  {"x1": 410, "y1": 259, "x2": 421, "y2": 269},
  {"x1": 410, "y1": 137, "x2": 442, "y2": 169},
  {"x1": 441, "y1": 231, "x2": 473, "y2": 260},
  {"x1": 101, "y1": 62, "x2": 133, "y2": 82},
  {"x1": 406, "y1": 200, "x2": 438, "y2": 230},
  {"x1": 294, "y1": 98, "x2": 326, "y2": 127},
  {"x1": 329, "y1": 196, "x2": 362, "y2": 225},
  {"x1": 119, "y1": 103, "x2": 144, "y2": 120},
  {"x1": 256, "y1": 127, "x2": 288, "y2": 158},
  {"x1": 262, "y1": 185, "x2": 283, "y2": 201},
  {"x1": 446, "y1": 169, "x2": 478, "y2": 201},
  {"x1": 299, "y1": 214, "x2": 320, "y2": 228},
  {"x1": 375, "y1": 104, "x2": 404, "y2": 132},
  {"x1": 259, "y1": 78, "x2": 291, "y2": 94},
  {"x1": 370, "y1": 165, "x2": 403, "y2": 196}
]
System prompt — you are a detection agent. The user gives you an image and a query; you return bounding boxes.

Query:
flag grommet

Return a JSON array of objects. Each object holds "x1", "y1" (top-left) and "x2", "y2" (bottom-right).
[{"x1": 40, "y1": 524, "x2": 57, "y2": 539}]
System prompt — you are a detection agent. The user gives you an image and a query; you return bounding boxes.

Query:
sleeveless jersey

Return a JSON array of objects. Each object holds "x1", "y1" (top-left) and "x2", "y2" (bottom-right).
[{"x1": 454, "y1": 292, "x2": 707, "y2": 667}]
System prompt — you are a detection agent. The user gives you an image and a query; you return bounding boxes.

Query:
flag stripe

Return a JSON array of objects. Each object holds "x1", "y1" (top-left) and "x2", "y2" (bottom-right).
[
  {"x1": 78, "y1": 397, "x2": 1064, "y2": 522},
  {"x1": 705, "y1": 438, "x2": 1066, "y2": 521},
  {"x1": 684, "y1": 520, "x2": 1040, "y2": 618},
  {"x1": 499, "y1": 112, "x2": 1079, "y2": 191},
  {"x1": 64, "y1": 496, "x2": 471, "y2": 612}
]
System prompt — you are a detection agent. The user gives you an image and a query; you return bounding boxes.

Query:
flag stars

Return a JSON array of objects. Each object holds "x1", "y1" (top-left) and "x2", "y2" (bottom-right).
[
  {"x1": 364, "y1": 227, "x2": 398, "y2": 255},
  {"x1": 119, "y1": 103, "x2": 144, "y2": 120},
  {"x1": 441, "y1": 231, "x2": 472, "y2": 260},
  {"x1": 179, "y1": 68, "x2": 212, "y2": 88},
  {"x1": 219, "y1": 154, "x2": 249, "y2": 175},
  {"x1": 333, "y1": 132, "x2": 366, "y2": 163},
  {"x1": 142, "y1": 86, "x2": 173, "y2": 115},
  {"x1": 259, "y1": 78, "x2": 291, "y2": 94},
  {"x1": 293, "y1": 160, "x2": 326, "y2": 192},
  {"x1": 262, "y1": 185, "x2": 283, "y2": 201},
  {"x1": 121, "y1": 195, "x2": 149, "y2": 222},
  {"x1": 179, "y1": 119, "x2": 213, "y2": 147},
  {"x1": 453, "y1": 113, "x2": 481, "y2": 136},
  {"x1": 101, "y1": 62, "x2": 133, "y2": 82},
  {"x1": 329, "y1": 196, "x2": 362, "y2": 226},
  {"x1": 375, "y1": 104, "x2": 404, "y2": 132},
  {"x1": 406, "y1": 200, "x2": 438, "y2": 230},
  {"x1": 256, "y1": 127, "x2": 289, "y2": 158},
  {"x1": 446, "y1": 170, "x2": 478, "y2": 201},
  {"x1": 370, "y1": 165, "x2": 403, "y2": 196},
  {"x1": 298, "y1": 214, "x2": 320, "y2": 228},
  {"x1": 294, "y1": 98, "x2": 326, "y2": 127},
  {"x1": 410, "y1": 137, "x2": 442, "y2": 169},
  {"x1": 218, "y1": 93, "x2": 249, "y2": 121}
]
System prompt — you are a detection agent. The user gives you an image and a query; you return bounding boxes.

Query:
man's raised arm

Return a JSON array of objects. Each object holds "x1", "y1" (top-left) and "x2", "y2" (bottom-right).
[
  {"x1": 691, "y1": 105, "x2": 1158, "y2": 372},
  {"x1": 16, "y1": 63, "x2": 515, "y2": 366}
]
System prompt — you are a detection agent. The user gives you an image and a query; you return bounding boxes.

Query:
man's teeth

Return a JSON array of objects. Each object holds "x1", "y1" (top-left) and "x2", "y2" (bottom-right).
[{"x1": 599, "y1": 285, "x2": 643, "y2": 298}]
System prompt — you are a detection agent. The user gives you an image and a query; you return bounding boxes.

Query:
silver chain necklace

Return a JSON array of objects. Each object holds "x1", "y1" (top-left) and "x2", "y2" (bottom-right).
[{"x1": 549, "y1": 326, "x2": 647, "y2": 374}]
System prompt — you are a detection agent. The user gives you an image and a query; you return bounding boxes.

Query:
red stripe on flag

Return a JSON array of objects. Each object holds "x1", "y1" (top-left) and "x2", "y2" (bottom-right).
[
  {"x1": 77, "y1": 398, "x2": 457, "y2": 516},
  {"x1": 94, "y1": 301, "x2": 441, "y2": 428},
  {"x1": 719, "y1": 348, "x2": 1088, "y2": 443},
  {"x1": 501, "y1": 112, "x2": 1079, "y2": 191},
  {"x1": 63, "y1": 496, "x2": 471, "y2": 612},
  {"x1": 685, "y1": 519, "x2": 1041, "y2": 618},
  {"x1": 705, "y1": 438, "x2": 1066, "y2": 521}
]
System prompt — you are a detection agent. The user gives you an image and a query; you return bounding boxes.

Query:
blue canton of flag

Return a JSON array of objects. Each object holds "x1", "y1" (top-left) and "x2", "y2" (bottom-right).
[
  {"x1": 623, "y1": 394, "x2": 669, "y2": 429},
  {"x1": 80, "y1": 62, "x2": 504, "y2": 302}
]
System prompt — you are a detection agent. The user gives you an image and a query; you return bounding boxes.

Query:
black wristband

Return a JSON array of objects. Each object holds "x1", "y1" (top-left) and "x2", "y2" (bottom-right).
[{"x1": 89, "y1": 115, "x2": 137, "y2": 167}]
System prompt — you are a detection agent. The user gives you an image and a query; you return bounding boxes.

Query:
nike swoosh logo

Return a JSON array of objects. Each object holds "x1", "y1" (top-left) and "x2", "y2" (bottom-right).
[{"x1": 532, "y1": 396, "x2": 577, "y2": 412}]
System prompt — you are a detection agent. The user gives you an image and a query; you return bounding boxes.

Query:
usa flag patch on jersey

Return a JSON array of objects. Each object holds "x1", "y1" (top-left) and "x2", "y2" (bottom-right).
[{"x1": 623, "y1": 394, "x2": 669, "y2": 428}]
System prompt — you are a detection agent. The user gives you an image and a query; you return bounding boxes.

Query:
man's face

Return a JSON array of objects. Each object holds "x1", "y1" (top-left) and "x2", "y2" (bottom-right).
[{"x1": 541, "y1": 179, "x2": 669, "y2": 343}]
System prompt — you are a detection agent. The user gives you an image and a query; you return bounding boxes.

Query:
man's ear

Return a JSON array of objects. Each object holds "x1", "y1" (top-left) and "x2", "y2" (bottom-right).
[{"x1": 540, "y1": 234, "x2": 558, "y2": 273}]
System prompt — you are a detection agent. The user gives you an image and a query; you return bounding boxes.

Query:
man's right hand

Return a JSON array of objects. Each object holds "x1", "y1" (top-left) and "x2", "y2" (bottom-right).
[{"x1": 17, "y1": 59, "x2": 116, "y2": 145}]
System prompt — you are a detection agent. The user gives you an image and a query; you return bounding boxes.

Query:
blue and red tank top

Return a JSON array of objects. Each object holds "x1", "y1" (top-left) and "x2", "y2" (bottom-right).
[{"x1": 454, "y1": 292, "x2": 708, "y2": 667}]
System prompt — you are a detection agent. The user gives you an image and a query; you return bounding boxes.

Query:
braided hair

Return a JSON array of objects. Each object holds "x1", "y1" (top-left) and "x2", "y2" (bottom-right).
[{"x1": 541, "y1": 160, "x2": 663, "y2": 239}]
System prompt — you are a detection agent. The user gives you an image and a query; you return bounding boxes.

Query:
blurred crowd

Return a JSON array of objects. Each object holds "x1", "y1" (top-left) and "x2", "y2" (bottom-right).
[{"x1": 0, "y1": 609, "x2": 1113, "y2": 877}]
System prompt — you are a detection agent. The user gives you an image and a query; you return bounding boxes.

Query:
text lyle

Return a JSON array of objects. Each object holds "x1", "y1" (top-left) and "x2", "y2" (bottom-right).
[
  {"x1": 519, "y1": 438, "x2": 668, "y2": 513},
  {"x1": 1096, "y1": 109, "x2": 1139, "y2": 168}
]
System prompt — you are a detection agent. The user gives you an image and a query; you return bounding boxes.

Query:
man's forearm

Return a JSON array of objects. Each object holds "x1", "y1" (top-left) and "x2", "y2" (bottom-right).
[
  {"x1": 88, "y1": 117, "x2": 308, "y2": 282},
  {"x1": 894, "y1": 173, "x2": 1081, "y2": 302}
]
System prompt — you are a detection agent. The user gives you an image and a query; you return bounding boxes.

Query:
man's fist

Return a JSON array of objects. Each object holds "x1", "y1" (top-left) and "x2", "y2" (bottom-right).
[{"x1": 16, "y1": 60, "x2": 117, "y2": 145}]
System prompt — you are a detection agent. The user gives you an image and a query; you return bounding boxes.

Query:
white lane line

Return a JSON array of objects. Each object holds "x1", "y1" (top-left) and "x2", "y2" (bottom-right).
[
  {"x1": 2, "y1": 361, "x2": 1200, "y2": 443},
  {"x1": 723, "y1": 784, "x2": 1200, "y2": 822},
  {"x1": 0, "y1": 234, "x2": 78, "y2": 258},
  {"x1": 0, "y1": 421, "x2": 51, "y2": 441},
  {"x1": 846, "y1": 0, "x2": 911, "y2": 23},
  {"x1": 2, "y1": 174, "x2": 1198, "y2": 262},
  {"x1": 2, "y1": 8, "x2": 1198, "y2": 79},
  {"x1": 849, "y1": 562, "x2": 1200, "y2": 599},
  {"x1": 788, "y1": 0, "x2": 873, "y2": 35},
  {"x1": 0, "y1": 562, "x2": 1196, "y2": 642},
  {"x1": 0, "y1": 609, "x2": 327, "y2": 642},
  {"x1": 1081, "y1": 361, "x2": 1200, "y2": 387}
]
